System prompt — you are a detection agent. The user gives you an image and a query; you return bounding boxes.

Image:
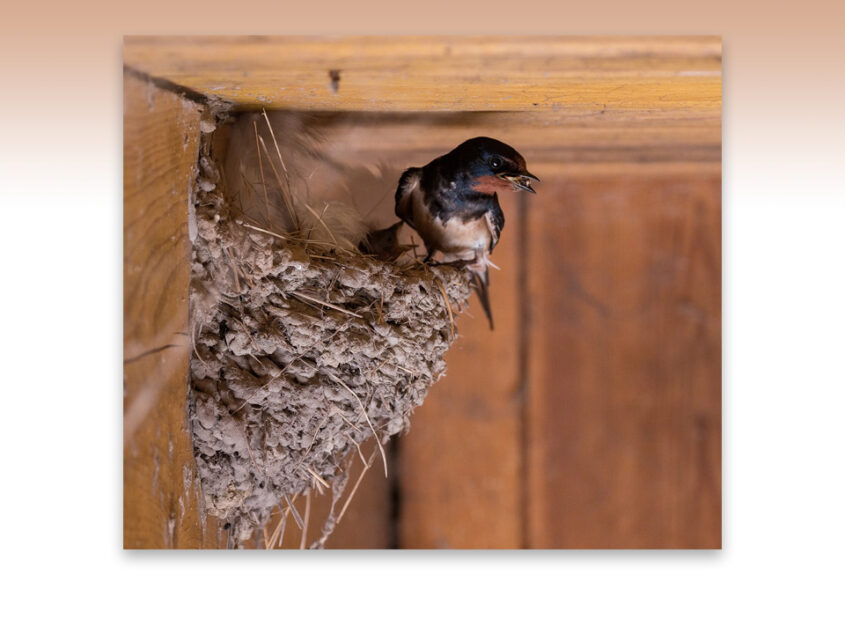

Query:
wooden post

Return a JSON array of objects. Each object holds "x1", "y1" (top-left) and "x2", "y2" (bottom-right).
[{"x1": 123, "y1": 72, "x2": 221, "y2": 548}]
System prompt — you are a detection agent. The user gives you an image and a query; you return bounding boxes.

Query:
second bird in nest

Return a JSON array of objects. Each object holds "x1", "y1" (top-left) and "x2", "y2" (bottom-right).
[{"x1": 394, "y1": 136, "x2": 539, "y2": 330}]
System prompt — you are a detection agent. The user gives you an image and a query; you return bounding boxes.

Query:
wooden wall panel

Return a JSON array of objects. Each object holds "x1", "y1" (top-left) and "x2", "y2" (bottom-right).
[
  {"x1": 524, "y1": 171, "x2": 721, "y2": 548},
  {"x1": 319, "y1": 451, "x2": 392, "y2": 549},
  {"x1": 123, "y1": 73, "x2": 224, "y2": 548},
  {"x1": 397, "y1": 190, "x2": 524, "y2": 549}
]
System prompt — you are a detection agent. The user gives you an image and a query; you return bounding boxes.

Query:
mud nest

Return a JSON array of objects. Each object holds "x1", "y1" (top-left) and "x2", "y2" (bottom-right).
[{"x1": 188, "y1": 118, "x2": 472, "y2": 546}]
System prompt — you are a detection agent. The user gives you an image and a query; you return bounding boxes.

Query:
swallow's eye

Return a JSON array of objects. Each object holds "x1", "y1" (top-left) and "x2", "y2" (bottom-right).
[{"x1": 489, "y1": 157, "x2": 502, "y2": 170}]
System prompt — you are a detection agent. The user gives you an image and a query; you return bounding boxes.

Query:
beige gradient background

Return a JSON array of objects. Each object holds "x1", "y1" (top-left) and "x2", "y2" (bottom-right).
[{"x1": 3, "y1": 1, "x2": 843, "y2": 632}]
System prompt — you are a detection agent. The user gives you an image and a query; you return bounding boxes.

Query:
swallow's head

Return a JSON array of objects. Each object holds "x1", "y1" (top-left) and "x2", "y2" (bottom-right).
[{"x1": 446, "y1": 136, "x2": 539, "y2": 195}]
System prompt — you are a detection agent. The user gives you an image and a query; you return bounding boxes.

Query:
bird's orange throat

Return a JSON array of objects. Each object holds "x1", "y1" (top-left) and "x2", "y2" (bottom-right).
[{"x1": 470, "y1": 174, "x2": 511, "y2": 194}]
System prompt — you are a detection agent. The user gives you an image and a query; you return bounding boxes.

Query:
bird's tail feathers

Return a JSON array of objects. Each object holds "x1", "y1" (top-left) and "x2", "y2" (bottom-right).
[{"x1": 470, "y1": 268, "x2": 494, "y2": 330}]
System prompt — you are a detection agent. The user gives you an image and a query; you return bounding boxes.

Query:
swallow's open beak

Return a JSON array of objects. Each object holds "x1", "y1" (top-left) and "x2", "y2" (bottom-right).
[{"x1": 498, "y1": 169, "x2": 540, "y2": 194}]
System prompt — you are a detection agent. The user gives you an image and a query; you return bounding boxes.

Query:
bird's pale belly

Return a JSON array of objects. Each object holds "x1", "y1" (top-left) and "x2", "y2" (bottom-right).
[{"x1": 412, "y1": 206, "x2": 490, "y2": 258}]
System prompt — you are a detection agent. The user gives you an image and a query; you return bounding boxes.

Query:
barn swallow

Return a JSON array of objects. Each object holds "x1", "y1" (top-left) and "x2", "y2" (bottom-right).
[{"x1": 394, "y1": 137, "x2": 538, "y2": 329}]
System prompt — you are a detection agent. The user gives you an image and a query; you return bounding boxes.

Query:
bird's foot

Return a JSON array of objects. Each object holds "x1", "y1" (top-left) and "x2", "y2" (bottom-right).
[
  {"x1": 423, "y1": 250, "x2": 441, "y2": 265},
  {"x1": 453, "y1": 255, "x2": 480, "y2": 267}
]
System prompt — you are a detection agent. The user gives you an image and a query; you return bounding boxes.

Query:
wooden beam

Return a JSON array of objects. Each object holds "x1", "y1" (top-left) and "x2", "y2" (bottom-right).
[
  {"x1": 270, "y1": 111, "x2": 721, "y2": 169},
  {"x1": 124, "y1": 36, "x2": 721, "y2": 116},
  {"x1": 123, "y1": 72, "x2": 220, "y2": 548}
]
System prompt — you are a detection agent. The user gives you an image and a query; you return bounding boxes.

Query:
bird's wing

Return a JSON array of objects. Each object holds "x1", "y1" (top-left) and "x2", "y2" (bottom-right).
[
  {"x1": 394, "y1": 167, "x2": 422, "y2": 228},
  {"x1": 485, "y1": 195, "x2": 506, "y2": 253}
]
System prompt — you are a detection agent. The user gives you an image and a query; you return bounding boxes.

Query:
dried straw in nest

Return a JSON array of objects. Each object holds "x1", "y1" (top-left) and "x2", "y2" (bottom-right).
[{"x1": 188, "y1": 110, "x2": 471, "y2": 547}]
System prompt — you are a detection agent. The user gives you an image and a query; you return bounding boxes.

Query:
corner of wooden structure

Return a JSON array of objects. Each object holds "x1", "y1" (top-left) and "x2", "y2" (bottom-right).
[{"x1": 123, "y1": 70, "x2": 222, "y2": 548}]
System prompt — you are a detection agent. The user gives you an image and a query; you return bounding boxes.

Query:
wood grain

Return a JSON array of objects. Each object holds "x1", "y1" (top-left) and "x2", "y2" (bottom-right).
[
  {"x1": 124, "y1": 36, "x2": 721, "y2": 116},
  {"x1": 524, "y1": 170, "x2": 721, "y2": 548},
  {"x1": 397, "y1": 189, "x2": 524, "y2": 549},
  {"x1": 123, "y1": 72, "x2": 220, "y2": 548}
]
